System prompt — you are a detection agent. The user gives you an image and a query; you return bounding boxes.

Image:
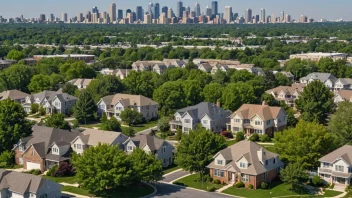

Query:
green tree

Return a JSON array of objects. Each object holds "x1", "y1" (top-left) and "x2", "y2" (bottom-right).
[
  {"x1": 221, "y1": 82, "x2": 257, "y2": 111},
  {"x1": 274, "y1": 120, "x2": 337, "y2": 170},
  {"x1": 6, "y1": 49, "x2": 24, "y2": 61},
  {"x1": 127, "y1": 148, "x2": 163, "y2": 182},
  {"x1": 175, "y1": 127, "x2": 226, "y2": 182},
  {"x1": 71, "y1": 144, "x2": 133, "y2": 193},
  {"x1": 230, "y1": 70, "x2": 255, "y2": 83},
  {"x1": 60, "y1": 61, "x2": 96, "y2": 81},
  {"x1": 157, "y1": 117, "x2": 170, "y2": 132},
  {"x1": 0, "y1": 151, "x2": 14, "y2": 167},
  {"x1": 30, "y1": 103, "x2": 39, "y2": 114},
  {"x1": 73, "y1": 91, "x2": 97, "y2": 124},
  {"x1": 39, "y1": 106, "x2": 46, "y2": 116},
  {"x1": 212, "y1": 70, "x2": 229, "y2": 85},
  {"x1": 275, "y1": 73, "x2": 292, "y2": 86},
  {"x1": 182, "y1": 80, "x2": 203, "y2": 106},
  {"x1": 203, "y1": 83, "x2": 223, "y2": 104},
  {"x1": 280, "y1": 101, "x2": 298, "y2": 127},
  {"x1": 280, "y1": 163, "x2": 308, "y2": 191},
  {"x1": 235, "y1": 132, "x2": 245, "y2": 142},
  {"x1": 44, "y1": 113, "x2": 71, "y2": 130},
  {"x1": 0, "y1": 64, "x2": 33, "y2": 92},
  {"x1": 295, "y1": 81, "x2": 334, "y2": 124},
  {"x1": 0, "y1": 100, "x2": 32, "y2": 153},
  {"x1": 100, "y1": 116, "x2": 122, "y2": 132},
  {"x1": 120, "y1": 108, "x2": 144, "y2": 126},
  {"x1": 122, "y1": 127, "x2": 136, "y2": 137},
  {"x1": 123, "y1": 71, "x2": 159, "y2": 98},
  {"x1": 328, "y1": 101, "x2": 352, "y2": 145},
  {"x1": 86, "y1": 75, "x2": 125, "y2": 103},
  {"x1": 62, "y1": 82, "x2": 78, "y2": 96},
  {"x1": 28, "y1": 74, "x2": 52, "y2": 93}
]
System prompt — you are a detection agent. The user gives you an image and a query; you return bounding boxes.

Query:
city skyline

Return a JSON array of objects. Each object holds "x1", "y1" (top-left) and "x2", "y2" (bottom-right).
[{"x1": 0, "y1": 0, "x2": 350, "y2": 21}]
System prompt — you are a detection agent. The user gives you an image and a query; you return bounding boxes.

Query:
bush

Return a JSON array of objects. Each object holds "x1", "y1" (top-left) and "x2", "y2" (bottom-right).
[
  {"x1": 39, "y1": 106, "x2": 46, "y2": 116},
  {"x1": 158, "y1": 117, "x2": 170, "y2": 132},
  {"x1": 220, "y1": 131, "x2": 234, "y2": 139},
  {"x1": 329, "y1": 183, "x2": 335, "y2": 189},
  {"x1": 72, "y1": 120, "x2": 79, "y2": 129},
  {"x1": 259, "y1": 134, "x2": 271, "y2": 142},
  {"x1": 213, "y1": 179, "x2": 221, "y2": 184},
  {"x1": 207, "y1": 186, "x2": 216, "y2": 192},
  {"x1": 261, "y1": 182, "x2": 268, "y2": 189},
  {"x1": 55, "y1": 161, "x2": 75, "y2": 177},
  {"x1": 46, "y1": 165, "x2": 58, "y2": 176},
  {"x1": 234, "y1": 181, "x2": 245, "y2": 188},
  {"x1": 204, "y1": 174, "x2": 213, "y2": 183},
  {"x1": 248, "y1": 184, "x2": 253, "y2": 189},
  {"x1": 122, "y1": 127, "x2": 136, "y2": 137},
  {"x1": 345, "y1": 185, "x2": 352, "y2": 192},
  {"x1": 311, "y1": 175, "x2": 323, "y2": 186},
  {"x1": 30, "y1": 103, "x2": 39, "y2": 114},
  {"x1": 0, "y1": 151, "x2": 14, "y2": 167},
  {"x1": 25, "y1": 169, "x2": 42, "y2": 175},
  {"x1": 249, "y1": 133, "x2": 259, "y2": 141},
  {"x1": 235, "y1": 132, "x2": 245, "y2": 142},
  {"x1": 176, "y1": 129, "x2": 183, "y2": 141}
]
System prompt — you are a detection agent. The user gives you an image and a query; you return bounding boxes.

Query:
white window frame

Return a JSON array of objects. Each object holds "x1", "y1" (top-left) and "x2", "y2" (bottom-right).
[
  {"x1": 255, "y1": 121, "x2": 262, "y2": 125},
  {"x1": 76, "y1": 144, "x2": 82, "y2": 149},
  {"x1": 214, "y1": 169, "x2": 225, "y2": 177},
  {"x1": 184, "y1": 119, "x2": 191, "y2": 124},
  {"x1": 184, "y1": 127, "x2": 189, "y2": 132},
  {"x1": 241, "y1": 174, "x2": 249, "y2": 182},
  {"x1": 217, "y1": 160, "x2": 223, "y2": 165},
  {"x1": 335, "y1": 165, "x2": 344, "y2": 172},
  {"x1": 202, "y1": 120, "x2": 208, "y2": 124},
  {"x1": 127, "y1": 146, "x2": 133, "y2": 151},
  {"x1": 240, "y1": 162, "x2": 246, "y2": 168}
]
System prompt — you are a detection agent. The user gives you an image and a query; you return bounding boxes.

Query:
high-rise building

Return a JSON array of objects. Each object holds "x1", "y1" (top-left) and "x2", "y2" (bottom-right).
[
  {"x1": 126, "y1": 9, "x2": 132, "y2": 17},
  {"x1": 117, "y1": 10, "x2": 123, "y2": 19},
  {"x1": 49, "y1": 13, "x2": 54, "y2": 22},
  {"x1": 77, "y1": 13, "x2": 83, "y2": 22},
  {"x1": 233, "y1": 13, "x2": 239, "y2": 20},
  {"x1": 162, "y1": 6, "x2": 168, "y2": 17},
  {"x1": 109, "y1": 3, "x2": 116, "y2": 22},
  {"x1": 245, "y1": 8, "x2": 252, "y2": 24},
  {"x1": 281, "y1": 11, "x2": 285, "y2": 23},
  {"x1": 185, "y1": 6, "x2": 191, "y2": 15},
  {"x1": 168, "y1": 8, "x2": 174, "y2": 19},
  {"x1": 205, "y1": 6, "x2": 212, "y2": 17},
  {"x1": 271, "y1": 13, "x2": 276, "y2": 23},
  {"x1": 62, "y1": 13, "x2": 68, "y2": 22},
  {"x1": 211, "y1": 1, "x2": 218, "y2": 17},
  {"x1": 92, "y1": 6, "x2": 99, "y2": 18},
  {"x1": 148, "y1": 2, "x2": 154, "y2": 16},
  {"x1": 159, "y1": 12, "x2": 167, "y2": 24},
  {"x1": 177, "y1": 1, "x2": 183, "y2": 18},
  {"x1": 127, "y1": 12, "x2": 134, "y2": 24},
  {"x1": 260, "y1": 8, "x2": 266, "y2": 23},
  {"x1": 153, "y1": 3, "x2": 160, "y2": 19},
  {"x1": 86, "y1": 11, "x2": 91, "y2": 22},
  {"x1": 194, "y1": 1, "x2": 201, "y2": 17},
  {"x1": 136, "y1": 6, "x2": 144, "y2": 21},
  {"x1": 300, "y1": 15, "x2": 308, "y2": 23},
  {"x1": 224, "y1": 6, "x2": 232, "y2": 23},
  {"x1": 144, "y1": 13, "x2": 152, "y2": 24},
  {"x1": 285, "y1": 14, "x2": 291, "y2": 23}
]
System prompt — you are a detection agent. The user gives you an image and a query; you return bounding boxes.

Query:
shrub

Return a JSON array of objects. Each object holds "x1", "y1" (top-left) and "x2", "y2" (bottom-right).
[
  {"x1": 39, "y1": 106, "x2": 46, "y2": 116},
  {"x1": 176, "y1": 129, "x2": 183, "y2": 141},
  {"x1": 220, "y1": 131, "x2": 234, "y2": 139},
  {"x1": 46, "y1": 165, "x2": 58, "y2": 176},
  {"x1": 248, "y1": 184, "x2": 254, "y2": 189},
  {"x1": 261, "y1": 182, "x2": 268, "y2": 189},
  {"x1": 259, "y1": 134, "x2": 271, "y2": 142},
  {"x1": 54, "y1": 161, "x2": 75, "y2": 177},
  {"x1": 213, "y1": 179, "x2": 221, "y2": 184},
  {"x1": 235, "y1": 132, "x2": 245, "y2": 142},
  {"x1": 30, "y1": 103, "x2": 39, "y2": 114},
  {"x1": 234, "y1": 181, "x2": 245, "y2": 188},
  {"x1": 0, "y1": 151, "x2": 14, "y2": 167},
  {"x1": 249, "y1": 133, "x2": 259, "y2": 141},
  {"x1": 204, "y1": 174, "x2": 213, "y2": 183},
  {"x1": 345, "y1": 185, "x2": 352, "y2": 192},
  {"x1": 330, "y1": 183, "x2": 335, "y2": 189},
  {"x1": 311, "y1": 175, "x2": 323, "y2": 186},
  {"x1": 207, "y1": 186, "x2": 216, "y2": 192},
  {"x1": 72, "y1": 120, "x2": 79, "y2": 129},
  {"x1": 25, "y1": 169, "x2": 42, "y2": 175}
]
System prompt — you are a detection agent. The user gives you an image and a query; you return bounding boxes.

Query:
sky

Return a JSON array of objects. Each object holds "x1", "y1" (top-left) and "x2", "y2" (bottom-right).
[{"x1": 0, "y1": 0, "x2": 350, "y2": 21}]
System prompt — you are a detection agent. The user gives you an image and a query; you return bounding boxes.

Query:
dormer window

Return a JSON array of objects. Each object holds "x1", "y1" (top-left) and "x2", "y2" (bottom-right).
[
  {"x1": 202, "y1": 120, "x2": 208, "y2": 124},
  {"x1": 240, "y1": 162, "x2": 246, "y2": 168},
  {"x1": 127, "y1": 146, "x2": 133, "y2": 151},
  {"x1": 244, "y1": 119, "x2": 250, "y2": 124},
  {"x1": 217, "y1": 160, "x2": 223, "y2": 165},
  {"x1": 265, "y1": 160, "x2": 268, "y2": 166}
]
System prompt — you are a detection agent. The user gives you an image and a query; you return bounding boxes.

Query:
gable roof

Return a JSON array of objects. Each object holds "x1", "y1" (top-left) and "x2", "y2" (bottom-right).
[
  {"x1": 79, "y1": 129, "x2": 127, "y2": 146},
  {"x1": 54, "y1": 93, "x2": 78, "y2": 102},
  {"x1": 336, "y1": 78, "x2": 352, "y2": 85},
  {"x1": 230, "y1": 104, "x2": 284, "y2": 120},
  {"x1": 300, "y1": 72, "x2": 337, "y2": 83},
  {"x1": 266, "y1": 84, "x2": 305, "y2": 97},
  {"x1": 128, "y1": 134, "x2": 169, "y2": 151},
  {"x1": 100, "y1": 93, "x2": 157, "y2": 106},
  {"x1": 0, "y1": 90, "x2": 29, "y2": 101},
  {"x1": 319, "y1": 145, "x2": 352, "y2": 165},
  {"x1": 335, "y1": 90, "x2": 352, "y2": 101},
  {"x1": 68, "y1": 78, "x2": 93, "y2": 88},
  {"x1": 176, "y1": 102, "x2": 231, "y2": 120}
]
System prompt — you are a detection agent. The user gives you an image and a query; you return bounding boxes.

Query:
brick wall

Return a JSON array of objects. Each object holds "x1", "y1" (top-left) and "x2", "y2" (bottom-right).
[
  {"x1": 209, "y1": 169, "x2": 229, "y2": 184},
  {"x1": 14, "y1": 148, "x2": 23, "y2": 165},
  {"x1": 22, "y1": 146, "x2": 45, "y2": 172}
]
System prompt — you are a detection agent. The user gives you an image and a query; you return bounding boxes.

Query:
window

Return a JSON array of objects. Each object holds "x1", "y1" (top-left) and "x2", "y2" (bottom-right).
[
  {"x1": 264, "y1": 172, "x2": 267, "y2": 181},
  {"x1": 32, "y1": 149, "x2": 35, "y2": 156},
  {"x1": 255, "y1": 121, "x2": 262, "y2": 125},
  {"x1": 241, "y1": 174, "x2": 249, "y2": 182},
  {"x1": 214, "y1": 169, "x2": 224, "y2": 177},
  {"x1": 266, "y1": 120, "x2": 271, "y2": 125},
  {"x1": 184, "y1": 119, "x2": 191, "y2": 124},
  {"x1": 254, "y1": 129, "x2": 263, "y2": 134},
  {"x1": 244, "y1": 119, "x2": 250, "y2": 124},
  {"x1": 76, "y1": 144, "x2": 82, "y2": 149},
  {"x1": 265, "y1": 160, "x2": 268, "y2": 166},
  {"x1": 127, "y1": 146, "x2": 133, "y2": 151},
  {"x1": 184, "y1": 127, "x2": 189, "y2": 132},
  {"x1": 202, "y1": 120, "x2": 208, "y2": 124},
  {"x1": 217, "y1": 160, "x2": 223, "y2": 165},
  {"x1": 273, "y1": 158, "x2": 276, "y2": 164},
  {"x1": 235, "y1": 119, "x2": 241, "y2": 123},
  {"x1": 163, "y1": 146, "x2": 166, "y2": 153},
  {"x1": 233, "y1": 127, "x2": 240, "y2": 132},
  {"x1": 335, "y1": 165, "x2": 344, "y2": 172},
  {"x1": 163, "y1": 159, "x2": 166, "y2": 164},
  {"x1": 323, "y1": 162, "x2": 330, "y2": 168},
  {"x1": 40, "y1": 194, "x2": 48, "y2": 198},
  {"x1": 19, "y1": 145, "x2": 24, "y2": 151},
  {"x1": 240, "y1": 162, "x2": 246, "y2": 168}
]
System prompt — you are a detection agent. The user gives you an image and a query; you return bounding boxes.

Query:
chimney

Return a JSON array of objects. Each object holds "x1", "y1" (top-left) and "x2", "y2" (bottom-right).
[
  {"x1": 262, "y1": 101, "x2": 268, "y2": 106},
  {"x1": 257, "y1": 148, "x2": 266, "y2": 165},
  {"x1": 216, "y1": 101, "x2": 221, "y2": 107}
]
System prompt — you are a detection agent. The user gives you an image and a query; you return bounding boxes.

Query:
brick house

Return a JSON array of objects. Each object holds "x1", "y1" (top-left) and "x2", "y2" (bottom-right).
[{"x1": 207, "y1": 140, "x2": 283, "y2": 189}]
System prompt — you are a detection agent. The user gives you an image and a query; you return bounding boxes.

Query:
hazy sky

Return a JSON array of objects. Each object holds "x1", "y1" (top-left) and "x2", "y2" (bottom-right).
[{"x1": 0, "y1": 0, "x2": 350, "y2": 21}]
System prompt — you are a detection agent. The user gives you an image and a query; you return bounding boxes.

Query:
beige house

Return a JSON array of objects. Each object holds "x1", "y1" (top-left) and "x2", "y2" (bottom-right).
[
  {"x1": 334, "y1": 90, "x2": 352, "y2": 104},
  {"x1": 68, "y1": 78, "x2": 93, "y2": 89},
  {"x1": 334, "y1": 78, "x2": 352, "y2": 91},
  {"x1": 300, "y1": 73, "x2": 337, "y2": 90},
  {"x1": 0, "y1": 90, "x2": 29, "y2": 104},
  {"x1": 100, "y1": 68, "x2": 131, "y2": 80},
  {"x1": 207, "y1": 140, "x2": 283, "y2": 189},
  {"x1": 265, "y1": 83, "x2": 305, "y2": 107},
  {"x1": 227, "y1": 103, "x2": 287, "y2": 137},
  {"x1": 318, "y1": 145, "x2": 352, "y2": 187}
]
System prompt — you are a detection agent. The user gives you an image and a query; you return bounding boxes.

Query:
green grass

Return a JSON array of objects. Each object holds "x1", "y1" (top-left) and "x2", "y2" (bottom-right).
[
  {"x1": 62, "y1": 186, "x2": 92, "y2": 196},
  {"x1": 222, "y1": 181, "x2": 311, "y2": 198},
  {"x1": 343, "y1": 191, "x2": 352, "y2": 198},
  {"x1": 131, "y1": 120, "x2": 158, "y2": 132},
  {"x1": 0, "y1": 163, "x2": 23, "y2": 169},
  {"x1": 42, "y1": 175, "x2": 79, "y2": 184},
  {"x1": 80, "y1": 123, "x2": 102, "y2": 129},
  {"x1": 318, "y1": 190, "x2": 343, "y2": 197},
  {"x1": 163, "y1": 164, "x2": 180, "y2": 175},
  {"x1": 173, "y1": 173, "x2": 224, "y2": 191},
  {"x1": 262, "y1": 145, "x2": 275, "y2": 152},
  {"x1": 226, "y1": 140, "x2": 237, "y2": 146}
]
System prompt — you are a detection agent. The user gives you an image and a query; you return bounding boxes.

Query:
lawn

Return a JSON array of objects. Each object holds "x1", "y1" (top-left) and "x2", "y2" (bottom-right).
[
  {"x1": 163, "y1": 164, "x2": 180, "y2": 175},
  {"x1": 262, "y1": 145, "x2": 275, "y2": 152},
  {"x1": 130, "y1": 120, "x2": 158, "y2": 132},
  {"x1": 226, "y1": 139, "x2": 237, "y2": 146},
  {"x1": 317, "y1": 190, "x2": 343, "y2": 197},
  {"x1": 62, "y1": 186, "x2": 92, "y2": 196},
  {"x1": 42, "y1": 175, "x2": 79, "y2": 184},
  {"x1": 343, "y1": 191, "x2": 352, "y2": 198},
  {"x1": 173, "y1": 173, "x2": 224, "y2": 191},
  {"x1": 80, "y1": 123, "x2": 102, "y2": 129},
  {"x1": 0, "y1": 162, "x2": 23, "y2": 169}
]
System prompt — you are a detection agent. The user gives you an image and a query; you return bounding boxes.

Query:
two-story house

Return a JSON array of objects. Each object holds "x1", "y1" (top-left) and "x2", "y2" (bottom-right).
[
  {"x1": 163, "y1": 59, "x2": 187, "y2": 68},
  {"x1": 12, "y1": 125, "x2": 80, "y2": 172},
  {"x1": 153, "y1": 64, "x2": 169, "y2": 75},
  {"x1": 0, "y1": 90, "x2": 29, "y2": 104},
  {"x1": 198, "y1": 63, "x2": 213, "y2": 73},
  {"x1": 300, "y1": 73, "x2": 337, "y2": 90},
  {"x1": 70, "y1": 129, "x2": 128, "y2": 154},
  {"x1": 123, "y1": 134, "x2": 174, "y2": 167},
  {"x1": 100, "y1": 68, "x2": 131, "y2": 80},
  {"x1": 132, "y1": 61, "x2": 164, "y2": 72},
  {"x1": 68, "y1": 78, "x2": 93, "y2": 89},
  {"x1": 334, "y1": 78, "x2": 352, "y2": 91},
  {"x1": 318, "y1": 145, "x2": 352, "y2": 187},
  {"x1": 22, "y1": 90, "x2": 77, "y2": 114},
  {"x1": 169, "y1": 102, "x2": 232, "y2": 133},
  {"x1": 265, "y1": 84, "x2": 305, "y2": 107},
  {"x1": 228, "y1": 103, "x2": 287, "y2": 137},
  {"x1": 334, "y1": 90, "x2": 352, "y2": 104},
  {"x1": 97, "y1": 93, "x2": 158, "y2": 121},
  {"x1": 207, "y1": 140, "x2": 283, "y2": 189},
  {"x1": 0, "y1": 169, "x2": 62, "y2": 198}
]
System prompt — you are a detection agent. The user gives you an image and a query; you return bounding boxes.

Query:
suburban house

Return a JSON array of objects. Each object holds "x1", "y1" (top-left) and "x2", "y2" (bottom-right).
[
  {"x1": 227, "y1": 103, "x2": 287, "y2": 137},
  {"x1": 169, "y1": 102, "x2": 232, "y2": 133},
  {"x1": 97, "y1": 93, "x2": 158, "y2": 121},
  {"x1": 132, "y1": 61, "x2": 162, "y2": 72},
  {"x1": 274, "y1": 71, "x2": 295, "y2": 81},
  {"x1": 123, "y1": 134, "x2": 174, "y2": 167},
  {"x1": 192, "y1": 59, "x2": 241, "y2": 65},
  {"x1": 0, "y1": 60, "x2": 16, "y2": 70},
  {"x1": 0, "y1": 169, "x2": 62, "y2": 198},
  {"x1": 13, "y1": 125, "x2": 80, "y2": 172},
  {"x1": 265, "y1": 83, "x2": 306, "y2": 107},
  {"x1": 71, "y1": 129, "x2": 128, "y2": 154},
  {"x1": 318, "y1": 145, "x2": 352, "y2": 187},
  {"x1": 334, "y1": 78, "x2": 352, "y2": 90},
  {"x1": 22, "y1": 90, "x2": 78, "y2": 114},
  {"x1": 33, "y1": 54, "x2": 95, "y2": 63},
  {"x1": 153, "y1": 64, "x2": 169, "y2": 75},
  {"x1": 334, "y1": 90, "x2": 352, "y2": 103},
  {"x1": 198, "y1": 63, "x2": 213, "y2": 73},
  {"x1": 100, "y1": 68, "x2": 131, "y2": 80},
  {"x1": 0, "y1": 90, "x2": 29, "y2": 104},
  {"x1": 207, "y1": 140, "x2": 283, "y2": 189},
  {"x1": 68, "y1": 78, "x2": 93, "y2": 89},
  {"x1": 163, "y1": 59, "x2": 187, "y2": 68},
  {"x1": 300, "y1": 73, "x2": 337, "y2": 89}
]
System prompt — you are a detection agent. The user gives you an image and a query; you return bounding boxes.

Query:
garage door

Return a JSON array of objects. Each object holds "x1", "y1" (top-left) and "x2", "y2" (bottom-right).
[{"x1": 26, "y1": 162, "x2": 41, "y2": 170}]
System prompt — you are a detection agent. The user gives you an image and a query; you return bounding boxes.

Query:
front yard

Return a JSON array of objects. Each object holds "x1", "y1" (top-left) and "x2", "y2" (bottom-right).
[
  {"x1": 173, "y1": 173, "x2": 224, "y2": 191},
  {"x1": 42, "y1": 175, "x2": 78, "y2": 184},
  {"x1": 80, "y1": 120, "x2": 157, "y2": 133}
]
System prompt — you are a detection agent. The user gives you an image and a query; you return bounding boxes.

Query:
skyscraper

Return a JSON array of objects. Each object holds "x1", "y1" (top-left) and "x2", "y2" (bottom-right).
[
  {"x1": 117, "y1": 10, "x2": 123, "y2": 20},
  {"x1": 205, "y1": 6, "x2": 212, "y2": 17},
  {"x1": 126, "y1": 9, "x2": 132, "y2": 17},
  {"x1": 168, "y1": 8, "x2": 174, "y2": 19},
  {"x1": 185, "y1": 6, "x2": 191, "y2": 15},
  {"x1": 233, "y1": 13, "x2": 239, "y2": 20},
  {"x1": 39, "y1": 14, "x2": 46, "y2": 22},
  {"x1": 136, "y1": 6, "x2": 144, "y2": 21},
  {"x1": 50, "y1": 13, "x2": 54, "y2": 22},
  {"x1": 148, "y1": 2, "x2": 154, "y2": 16},
  {"x1": 245, "y1": 8, "x2": 252, "y2": 24},
  {"x1": 92, "y1": 6, "x2": 99, "y2": 18},
  {"x1": 285, "y1": 14, "x2": 291, "y2": 23},
  {"x1": 109, "y1": 3, "x2": 116, "y2": 22},
  {"x1": 194, "y1": 1, "x2": 201, "y2": 17},
  {"x1": 62, "y1": 13, "x2": 68, "y2": 22},
  {"x1": 162, "y1": 6, "x2": 168, "y2": 17},
  {"x1": 177, "y1": 1, "x2": 183, "y2": 18},
  {"x1": 271, "y1": 13, "x2": 276, "y2": 23},
  {"x1": 281, "y1": 11, "x2": 285, "y2": 23},
  {"x1": 86, "y1": 11, "x2": 91, "y2": 22},
  {"x1": 77, "y1": 13, "x2": 83, "y2": 22},
  {"x1": 211, "y1": 1, "x2": 218, "y2": 17},
  {"x1": 153, "y1": 3, "x2": 160, "y2": 19},
  {"x1": 224, "y1": 6, "x2": 232, "y2": 23},
  {"x1": 260, "y1": 8, "x2": 266, "y2": 23}
]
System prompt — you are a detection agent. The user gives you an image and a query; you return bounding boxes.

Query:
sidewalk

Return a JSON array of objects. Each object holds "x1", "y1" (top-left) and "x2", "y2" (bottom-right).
[{"x1": 216, "y1": 183, "x2": 233, "y2": 192}]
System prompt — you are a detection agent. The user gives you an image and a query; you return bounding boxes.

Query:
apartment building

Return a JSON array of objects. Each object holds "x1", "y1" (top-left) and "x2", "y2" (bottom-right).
[{"x1": 290, "y1": 53, "x2": 348, "y2": 62}]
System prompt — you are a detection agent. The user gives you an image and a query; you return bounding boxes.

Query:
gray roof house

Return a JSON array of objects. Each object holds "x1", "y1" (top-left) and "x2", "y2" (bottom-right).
[
  {"x1": 0, "y1": 169, "x2": 62, "y2": 198},
  {"x1": 0, "y1": 90, "x2": 29, "y2": 104},
  {"x1": 318, "y1": 145, "x2": 352, "y2": 187},
  {"x1": 334, "y1": 78, "x2": 352, "y2": 91},
  {"x1": 22, "y1": 90, "x2": 78, "y2": 114},
  {"x1": 300, "y1": 73, "x2": 337, "y2": 89},
  {"x1": 169, "y1": 102, "x2": 232, "y2": 133},
  {"x1": 198, "y1": 63, "x2": 213, "y2": 73},
  {"x1": 124, "y1": 134, "x2": 174, "y2": 167},
  {"x1": 153, "y1": 64, "x2": 169, "y2": 75}
]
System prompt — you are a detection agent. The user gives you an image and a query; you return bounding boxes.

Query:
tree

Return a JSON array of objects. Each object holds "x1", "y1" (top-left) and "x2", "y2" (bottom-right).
[
  {"x1": 212, "y1": 70, "x2": 229, "y2": 85},
  {"x1": 62, "y1": 82, "x2": 78, "y2": 96},
  {"x1": 280, "y1": 163, "x2": 308, "y2": 191},
  {"x1": 275, "y1": 73, "x2": 292, "y2": 86},
  {"x1": 235, "y1": 132, "x2": 245, "y2": 142},
  {"x1": 100, "y1": 116, "x2": 122, "y2": 132},
  {"x1": 30, "y1": 103, "x2": 39, "y2": 114},
  {"x1": 295, "y1": 81, "x2": 334, "y2": 124},
  {"x1": 203, "y1": 83, "x2": 223, "y2": 104},
  {"x1": 221, "y1": 82, "x2": 257, "y2": 111},
  {"x1": 157, "y1": 117, "x2": 170, "y2": 132},
  {"x1": 184, "y1": 59, "x2": 198, "y2": 70},
  {"x1": 274, "y1": 120, "x2": 337, "y2": 170},
  {"x1": 261, "y1": 93, "x2": 279, "y2": 106},
  {"x1": 71, "y1": 144, "x2": 133, "y2": 193},
  {"x1": 0, "y1": 64, "x2": 33, "y2": 92},
  {"x1": 6, "y1": 49, "x2": 24, "y2": 61},
  {"x1": 230, "y1": 70, "x2": 255, "y2": 83},
  {"x1": 122, "y1": 127, "x2": 136, "y2": 137},
  {"x1": 28, "y1": 74, "x2": 52, "y2": 93},
  {"x1": 44, "y1": 113, "x2": 71, "y2": 130},
  {"x1": 120, "y1": 108, "x2": 144, "y2": 126},
  {"x1": 86, "y1": 75, "x2": 125, "y2": 103},
  {"x1": 39, "y1": 106, "x2": 46, "y2": 116},
  {"x1": 60, "y1": 61, "x2": 96, "y2": 81},
  {"x1": 73, "y1": 91, "x2": 97, "y2": 124},
  {"x1": 328, "y1": 101, "x2": 352, "y2": 145},
  {"x1": 0, "y1": 151, "x2": 14, "y2": 167},
  {"x1": 127, "y1": 148, "x2": 163, "y2": 182},
  {"x1": 175, "y1": 127, "x2": 226, "y2": 182},
  {"x1": 280, "y1": 101, "x2": 298, "y2": 127},
  {"x1": 123, "y1": 71, "x2": 159, "y2": 98},
  {"x1": 182, "y1": 80, "x2": 203, "y2": 106},
  {"x1": 0, "y1": 100, "x2": 32, "y2": 153}
]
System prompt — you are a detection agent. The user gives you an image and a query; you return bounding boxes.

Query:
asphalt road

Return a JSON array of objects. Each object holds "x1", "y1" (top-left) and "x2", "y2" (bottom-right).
[{"x1": 162, "y1": 170, "x2": 190, "y2": 183}]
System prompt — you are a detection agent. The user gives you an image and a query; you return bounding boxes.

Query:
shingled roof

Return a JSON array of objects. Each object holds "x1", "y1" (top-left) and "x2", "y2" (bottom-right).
[
  {"x1": 100, "y1": 93, "x2": 157, "y2": 107},
  {"x1": 129, "y1": 134, "x2": 166, "y2": 151},
  {"x1": 0, "y1": 90, "x2": 29, "y2": 101},
  {"x1": 176, "y1": 102, "x2": 231, "y2": 120},
  {"x1": 319, "y1": 145, "x2": 352, "y2": 165},
  {"x1": 230, "y1": 104, "x2": 284, "y2": 120},
  {"x1": 79, "y1": 129, "x2": 127, "y2": 146}
]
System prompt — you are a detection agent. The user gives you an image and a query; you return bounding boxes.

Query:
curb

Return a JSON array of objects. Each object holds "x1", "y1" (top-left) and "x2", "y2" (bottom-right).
[
  {"x1": 140, "y1": 182, "x2": 158, "y2": 198},
  {"x1": 162, "y1": 169, "x2": 183, "y2": 177},
  {"x1": 168, "y1": 173, "x2": 192, "y2": 184}
]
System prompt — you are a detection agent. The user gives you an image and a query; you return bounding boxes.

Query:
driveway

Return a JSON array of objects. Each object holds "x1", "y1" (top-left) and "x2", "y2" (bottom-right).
[
  {"x1": 137, "y1": 126, "x2": 158, "y2": 135},
  {"x1": 162, "y1": 170, "x2": 190, "y2": 183}
]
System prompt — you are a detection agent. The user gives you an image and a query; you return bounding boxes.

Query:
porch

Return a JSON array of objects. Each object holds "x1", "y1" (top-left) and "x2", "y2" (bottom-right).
[{"x1": 169, "y1": 120, "x2": 182, "y2": 132}]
